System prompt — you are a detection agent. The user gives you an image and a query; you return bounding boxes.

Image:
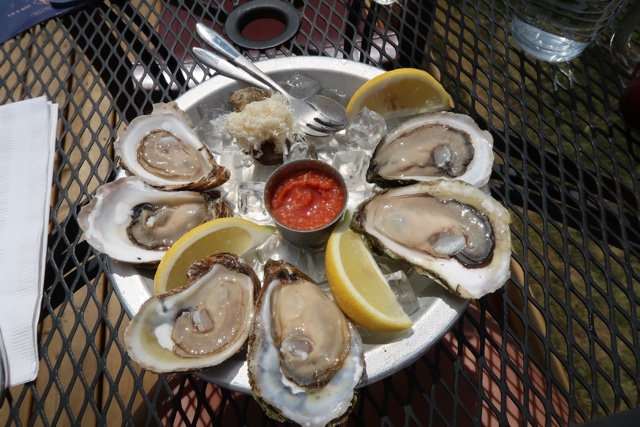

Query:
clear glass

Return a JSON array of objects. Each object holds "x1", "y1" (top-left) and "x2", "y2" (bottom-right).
[{"x1": 511, "y1": 0, "x2": 630, "y2": 62}]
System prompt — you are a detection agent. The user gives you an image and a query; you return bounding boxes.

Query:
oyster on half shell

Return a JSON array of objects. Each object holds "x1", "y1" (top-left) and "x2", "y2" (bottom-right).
[
  {"x1": 114, "y1": 102, "x2": 230, "y2": 191},
  {"x1": 247, "y1": 259, "x2": 364, "y2": 427},
  {"x1": 78, "y1": 176, "x2": 231, "y2": 265},
  {"x1": 366, "y1": 112, "x2": 493, "y2": 188},
  {"x1": 351, "y1": 180, "x2": 511, "y2": 299},
  {"x1": 124, "y1": 253, "x2": 260, "y2": 373}
]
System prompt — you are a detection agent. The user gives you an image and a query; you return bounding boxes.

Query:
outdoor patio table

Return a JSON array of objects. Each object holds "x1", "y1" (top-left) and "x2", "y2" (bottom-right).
[{"x1": 0, "y1": 0, "x2": 638, "y2": 425}]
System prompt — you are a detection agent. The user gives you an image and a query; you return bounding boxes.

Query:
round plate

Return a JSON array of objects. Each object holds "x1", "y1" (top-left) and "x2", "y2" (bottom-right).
[{"x1": 109, "y1": 57, "x2": 468, "y2": 393}]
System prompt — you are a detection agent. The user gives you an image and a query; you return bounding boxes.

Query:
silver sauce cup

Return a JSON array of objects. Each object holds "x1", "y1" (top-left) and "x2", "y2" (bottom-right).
[{"x1": 264, "y1": 159, "x2": 348, "y2": 247}]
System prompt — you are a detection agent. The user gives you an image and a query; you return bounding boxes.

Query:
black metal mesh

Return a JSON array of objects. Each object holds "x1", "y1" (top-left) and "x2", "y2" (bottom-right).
[{"x1": 0, "y1": 0, "x2": 638, "y2": 425}]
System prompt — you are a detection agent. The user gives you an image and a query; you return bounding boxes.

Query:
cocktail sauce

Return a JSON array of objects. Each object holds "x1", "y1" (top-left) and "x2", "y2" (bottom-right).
[{"x1": 269, "y1": 169, "x2": 346, "y2": 231}]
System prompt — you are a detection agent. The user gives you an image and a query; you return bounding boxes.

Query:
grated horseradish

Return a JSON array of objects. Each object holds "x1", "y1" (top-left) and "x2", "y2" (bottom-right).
[{"x1": 225, "y1": 93, "x2": 298, "y2": 157}]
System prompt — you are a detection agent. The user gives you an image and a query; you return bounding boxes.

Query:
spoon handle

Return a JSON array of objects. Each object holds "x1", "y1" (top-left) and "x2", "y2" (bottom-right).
[
  {"x1": 192, "y1": 47, "x2": 271, "y2": 92},
  {"x1": 195, "y1": 23, "x2": 289, "y2": 97}
]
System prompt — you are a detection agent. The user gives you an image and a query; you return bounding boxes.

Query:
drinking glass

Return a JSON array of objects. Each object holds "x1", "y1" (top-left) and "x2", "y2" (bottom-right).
[{"x1": 511, "y1": 0, "x2": 630, "y2": 62}]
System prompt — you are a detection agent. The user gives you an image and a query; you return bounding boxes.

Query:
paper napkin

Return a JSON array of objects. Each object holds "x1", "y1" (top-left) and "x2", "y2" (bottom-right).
[
  {"x1": 1, "y1": 1, "x2": 98, "y2": 45},
  {"x1": 0, "y1": 97, "x2": 57, "y2": 387}
]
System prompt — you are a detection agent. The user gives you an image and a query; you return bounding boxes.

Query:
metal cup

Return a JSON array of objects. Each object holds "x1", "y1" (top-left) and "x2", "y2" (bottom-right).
[
  {"x1": 511, "y1": 0, "x2": 630, "y2": 62},
  {"x1": 264, "y1": 159, "x2": 348, "y2": 247}
]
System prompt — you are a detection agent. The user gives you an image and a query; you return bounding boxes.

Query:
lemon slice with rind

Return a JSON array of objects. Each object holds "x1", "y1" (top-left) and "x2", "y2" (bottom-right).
[
  {"x1": 346, "y1": 68, "x2": 453, "y2": 120},
  {"x1": 325, "y1": 212, "x2": 413, "y2": 332},
  {"x1": 155, "y1": 217, "x2": 275, "y2": 294}
]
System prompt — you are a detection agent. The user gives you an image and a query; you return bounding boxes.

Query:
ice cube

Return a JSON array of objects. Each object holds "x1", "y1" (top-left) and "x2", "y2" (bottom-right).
[
  {"x1": 284, "y1": 139, "x2": 317, "y2": 163},
  {"x1": 345, "y1": 107, "x2": 387, "y2": 152},
  {"x1": 332, "y1": 150, "x2": 369, "y2": 191},
  {"x1": 347, "y1": 183, "x2": 377, "y2": 211},
  {"x1": 303, "y1": 244, "x2": 327, "y2": 284},
  {"x1": 237, "y1": 181, "x2": 269, "y2": 223},
  {"x1": 194, "y1": 109, "x2": 234, "y2": 155},
  {"x1": 241, "y1": 247, "x2": 263, "y2": 279},
  {"x1": 253, "y1": 234, "x2": 307, "y2": 273},
  {"x1": 219, "y1": 147, "x2": 254, "y2": 182},
  {"x1": 250, "y1": 162, "x2": 275, "y2": 183},
  {"x1": 373, "y1": 255, "x2": 420, "y2": 315},
  {"x1": 407, "y1": 269, "x2": 438, "y2": 297},
  {"x1": 309, "y1": 134, "x2": 338, "y2": 162},
  {"x1": 320, "y1": 88, "x2": 350, "y2": 107},
  {"x1": 384, "y1": 270, "x2": 420, "y2": 316},
  {"x1": 196, "y1": 98, "x2": 228, "y2": 117},
  {"x1": 279, "y1": 73, "x2": 322, "y2": 99}
]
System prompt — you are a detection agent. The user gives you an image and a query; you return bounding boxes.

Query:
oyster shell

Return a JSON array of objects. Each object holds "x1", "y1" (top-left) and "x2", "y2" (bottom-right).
[
  {"x1": 352, "y1": 180, "x2": 511, "y2": 299},
  {"x1": 228, "y1": 86, "x2": 271, "y2": 112},
  {"x1": 366, "y1": 112, "x2": 493, "y2": 188},
  {"x1": 226, "y1": 93, "x2": 298, "y2": 165},
  {"x1": 124, "y1": 253, "x2": 260, "y2": 373},
  {"x1": 247, "y1": 259, "x2": 364, "y2": 427},
  {"x1": 78, "y1": 176, "x2": 231, "y2": 265},
  {"x1": 114, "y1": 102, "x2": 230, "y2": 191}
]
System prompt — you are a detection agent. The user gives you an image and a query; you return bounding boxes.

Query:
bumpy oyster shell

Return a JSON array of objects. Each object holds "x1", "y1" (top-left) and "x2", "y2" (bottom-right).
[
  {"x1": 78, "y1": 176, "x2": 231, "y2": 265},
  {"x1": 225, "y1": 93, "x2": 297, "y2": 166},
  {"x1": 352, "y1": 180, "x2": 511, "y2": 299},
  {"x1": 366, "y1": 112, "x2": 493, "y2": 188},
  {"x1": 247, "y1": 259, "x2": 364, "y2": 427},
  {"x1": 114, "y1": 102, "x2": 230, "y2": 191},
  {"x1": 124, "y1": 253, "x2": 260, "y2": 373}
]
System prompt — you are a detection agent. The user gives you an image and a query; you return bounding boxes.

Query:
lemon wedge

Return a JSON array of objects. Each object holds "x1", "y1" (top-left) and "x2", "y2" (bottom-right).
[
  {"x1": 154, "y1": 217, "x2": 275, "y2": 294},
  {"x1": 325, "y1": 212, "x2": 413, "y2": 332},
  {"x1": 346, "y1": 68, "x2": 453, "y2": 120}
]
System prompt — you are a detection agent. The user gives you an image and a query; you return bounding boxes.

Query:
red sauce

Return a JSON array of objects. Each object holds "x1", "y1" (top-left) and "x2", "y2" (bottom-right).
[{"x1": 270, "y1": 170, "x2": 346, "y2": 231}]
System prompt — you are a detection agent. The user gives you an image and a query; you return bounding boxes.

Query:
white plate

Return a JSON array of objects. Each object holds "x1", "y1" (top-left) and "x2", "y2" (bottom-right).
[{"x1": 109, "y1": 57, "x2": 468, "y2": 393}]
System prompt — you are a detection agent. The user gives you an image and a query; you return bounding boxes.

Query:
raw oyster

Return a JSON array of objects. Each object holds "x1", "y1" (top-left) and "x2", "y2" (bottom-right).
[
  {"x1": 228, "y1": 86, "x2": 271, "y2": 112},
  {"x1": 124, "y1": 253, "x2": 260, "y2": 373},
  {"x1": 351, "y1": 180, "x2": 511, "y2": 299},
  {"x1": 247, "y1": 259, "x2": 364, "y2": 427},
  {"x1": 78, "y1": 176, "x2": 231, "y2": 265},
  {"x1": 366, "y1": 112, "x2": 493, "y2": 188},
  {"x1": 226, "y1": 93, "x2": 298, "y2": 165},
  {"x1": 114, "y1": 102, "x2": 230, "y2": 191}
]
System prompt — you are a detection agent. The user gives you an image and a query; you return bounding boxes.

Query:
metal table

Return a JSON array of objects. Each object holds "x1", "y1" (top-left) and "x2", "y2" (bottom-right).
[{"x1": 1, "y1": 0, "x2": 638, "y2": 425}]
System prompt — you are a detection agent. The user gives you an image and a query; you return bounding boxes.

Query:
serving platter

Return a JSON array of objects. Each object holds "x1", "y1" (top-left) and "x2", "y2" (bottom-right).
[{"x1": 109, "y1": 56, "x2": 468, "y2": 393}]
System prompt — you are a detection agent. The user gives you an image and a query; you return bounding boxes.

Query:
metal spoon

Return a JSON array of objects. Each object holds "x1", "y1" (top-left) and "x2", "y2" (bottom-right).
[
  {"x1": 195, "y1": 23, "x2": 349, "y2": 132},
  {"x1": 193, "y1": 47, "x2": 338, "y2": 137}
]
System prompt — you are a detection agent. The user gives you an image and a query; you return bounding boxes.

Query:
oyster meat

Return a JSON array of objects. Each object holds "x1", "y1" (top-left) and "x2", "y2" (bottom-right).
[
  {"x1": 367, "y1": 112, "x2": 493, "y2": 188},
  {"x1": 78, "y1": 176, "x2": 231, "y2": 265},
  {"x1": 124, "y1": 253, "x2": 260, "y2": 373},
  {"x1": 351, "y1": 180, "x2": 511, "y2": 299},
  {"x1": 226, "y1": 93, "x2": 298, "y2": 165},
  {"x1": 114, "y1": 102, "x2": 230, "y2": 191},
  {"x1": 247, "y1": 259, "x2": 364, "y2": 427},
  {"x1": 228, "y1": 86, "x2": 271, "y2": 112}
]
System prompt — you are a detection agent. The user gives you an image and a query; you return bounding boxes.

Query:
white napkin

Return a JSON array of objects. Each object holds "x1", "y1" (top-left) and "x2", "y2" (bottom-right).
[{"x1": 0, "y1": 97, "x2": 57, "y2": 387}]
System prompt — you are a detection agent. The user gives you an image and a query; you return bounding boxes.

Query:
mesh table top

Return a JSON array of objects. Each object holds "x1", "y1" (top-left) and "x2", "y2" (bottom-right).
[{"x1": 0, "y1": 0, "x2": 639, "y2": 425}]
